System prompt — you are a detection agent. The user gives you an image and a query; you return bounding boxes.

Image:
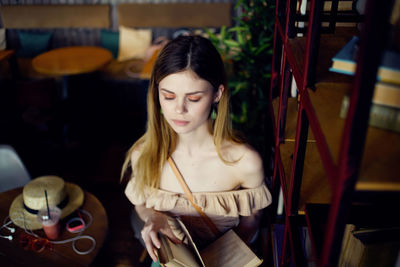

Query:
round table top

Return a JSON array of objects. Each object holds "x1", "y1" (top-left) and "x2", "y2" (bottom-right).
[
  {"x1": 0, "y1": 187, "x2": 108, "y2": 267},
  {"x1": 32, "y1": 46, "x2": 113, "y2": 76}
]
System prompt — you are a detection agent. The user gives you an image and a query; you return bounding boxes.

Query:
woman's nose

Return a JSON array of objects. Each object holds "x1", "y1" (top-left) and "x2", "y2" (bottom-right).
[{"x1": 175, "y1": 100, "x2": 187, "y2": 114}]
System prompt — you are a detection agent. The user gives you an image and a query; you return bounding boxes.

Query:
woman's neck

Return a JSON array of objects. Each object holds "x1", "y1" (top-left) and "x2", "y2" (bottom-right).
[{"x1": 175, "y1": 124, "x2": 215, "y2": 157}]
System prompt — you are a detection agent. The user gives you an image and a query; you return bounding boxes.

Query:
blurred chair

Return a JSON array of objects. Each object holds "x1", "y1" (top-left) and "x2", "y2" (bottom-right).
[{"x1": 0, "y1": 144, "x2": 31, "y2": 193}]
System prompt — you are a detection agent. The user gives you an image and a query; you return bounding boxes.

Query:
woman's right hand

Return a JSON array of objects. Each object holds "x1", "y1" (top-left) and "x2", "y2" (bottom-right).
[{"x1": 138, "y1": 207, "x2": 181, "y2": 262}]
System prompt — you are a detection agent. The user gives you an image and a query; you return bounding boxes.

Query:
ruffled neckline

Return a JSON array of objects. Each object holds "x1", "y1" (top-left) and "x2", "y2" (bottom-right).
[{"x1": 125, "y1": 180, "x2": 272, "y2": 217}]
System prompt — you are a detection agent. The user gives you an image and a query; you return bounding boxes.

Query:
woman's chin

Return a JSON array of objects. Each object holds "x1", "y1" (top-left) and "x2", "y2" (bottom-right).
[{"x1": 171, "y1": 127, "x2": 191, "y2": 135}]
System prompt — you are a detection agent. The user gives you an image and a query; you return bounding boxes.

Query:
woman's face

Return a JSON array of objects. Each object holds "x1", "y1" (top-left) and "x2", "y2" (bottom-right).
[{"x1": 158, "y1": 70, "x2": 222, "y2": 135}]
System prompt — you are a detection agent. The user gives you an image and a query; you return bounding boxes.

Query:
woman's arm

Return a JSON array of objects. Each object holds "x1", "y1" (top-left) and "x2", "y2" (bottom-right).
[
  {"x1": 233, "y1": 145, "x2": 265, "y2": 244},
  {"x1": 135, "y1": 204, "x2": 181, "y2": 262},
  {"x1": 235, "y1": 210, "x2": 262, "y2": 245},
  {"x1": 128, "y1": 147, "x2": 181, "y2": 261}
]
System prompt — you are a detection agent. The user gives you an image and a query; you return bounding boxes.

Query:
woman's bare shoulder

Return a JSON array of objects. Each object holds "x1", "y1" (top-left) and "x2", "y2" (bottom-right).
[
  {"x1": 225, "y1": 142, "x2": 264, "y2": 188},
  {"x1": 130, "y1": 142, "x2": 144, "y2": 166}
]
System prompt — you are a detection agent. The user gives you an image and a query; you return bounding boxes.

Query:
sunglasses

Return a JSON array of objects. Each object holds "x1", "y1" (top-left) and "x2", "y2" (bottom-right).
[{"x1": 19, "y1": 233, "x2": 53, "y2": 253}]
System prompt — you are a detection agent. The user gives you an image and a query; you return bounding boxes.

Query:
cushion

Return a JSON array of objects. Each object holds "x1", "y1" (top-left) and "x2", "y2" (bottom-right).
[
  {"x1": 17, "y1": 31, "x2": 52, "y2": 58},
  {"x1": 100, "y1": 29, "x2": 119, "y2": 59},
  {"x1": 117, "y1": 26, "x2": 152, "y2": 62},
  {"x1": 0, "y1": 28, "x2": 5, "y2": 50}
]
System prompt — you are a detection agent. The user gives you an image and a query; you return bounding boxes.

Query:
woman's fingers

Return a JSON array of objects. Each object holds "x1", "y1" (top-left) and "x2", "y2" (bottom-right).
[
  {"x1": 149, "y1": 231, "x2": 161, "y2": 249},
  {"x1": 140, "y1": 212, "x2": 179, "y2": 262},
  {"x1": 143, "y1": 234, "x2": 158, "y2": 262},
  {"x1": 144, "y1": 241, "x2": 158, "y2": 262},
  {"x1": 160, "y1": 227, "x2": 181, "y2": 244},
  {"x1": 142, "y1": 229, "x2": 159, "y2": 262}
]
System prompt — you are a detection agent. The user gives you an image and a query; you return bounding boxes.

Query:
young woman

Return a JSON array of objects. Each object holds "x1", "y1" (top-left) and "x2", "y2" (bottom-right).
[{"x1": 122, "y1": 35, "x2": 272, "y2": 263}]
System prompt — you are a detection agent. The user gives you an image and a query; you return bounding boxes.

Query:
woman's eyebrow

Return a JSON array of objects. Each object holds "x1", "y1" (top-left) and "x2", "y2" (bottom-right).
[
  {"x1": 186, "y1": 90, "x2": 206, "y2": 95},
  {"x1": 160, "y1": 88, "x2": 206, "y2": 95},
  {"x1": 160, "y1": 88, "x2": 175, "y2": 94}
]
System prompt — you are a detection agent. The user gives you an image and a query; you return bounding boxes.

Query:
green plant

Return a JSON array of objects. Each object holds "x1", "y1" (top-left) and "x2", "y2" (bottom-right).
[{"x1": 206, "y1": 0, "x2": 275, "y2": 174}]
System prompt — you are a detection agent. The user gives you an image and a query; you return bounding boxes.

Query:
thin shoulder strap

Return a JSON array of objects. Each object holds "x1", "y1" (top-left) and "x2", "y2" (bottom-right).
[{"x1": 167, "y1": 157, "x2": 220, "y2": 236}]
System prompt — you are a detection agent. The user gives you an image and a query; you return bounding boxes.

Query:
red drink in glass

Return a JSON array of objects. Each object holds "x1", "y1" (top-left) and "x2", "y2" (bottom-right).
[{"x1": 37, "y1": 207, "x2": 61, "y2": 240}]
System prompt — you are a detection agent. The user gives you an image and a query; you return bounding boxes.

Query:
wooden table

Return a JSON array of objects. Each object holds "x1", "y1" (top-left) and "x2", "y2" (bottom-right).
[
  {"x1": 32, "y1": 46, "x2": 112, "y2": 99},
  {"x1": 0, "y1": 188, "x2": 108, "y2": 267},
  {"x1": 32, "y1": 46, "x2": 112, "y2": 76}
]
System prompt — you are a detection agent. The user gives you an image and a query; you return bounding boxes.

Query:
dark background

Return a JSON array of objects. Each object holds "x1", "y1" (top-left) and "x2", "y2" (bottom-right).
[{"x1": 0, "y1": 71, "x2": 153, "y2": 266}]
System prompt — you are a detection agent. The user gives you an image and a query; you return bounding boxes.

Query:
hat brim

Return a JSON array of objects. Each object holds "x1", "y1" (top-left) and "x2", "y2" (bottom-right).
[{"x1": 9, "y1": 183, "x2": 84, "y2": 230}]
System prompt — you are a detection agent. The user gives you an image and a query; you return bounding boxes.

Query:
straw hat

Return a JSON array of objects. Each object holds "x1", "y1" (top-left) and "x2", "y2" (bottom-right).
[{"x1": 9, "y1": 176, "x2": 84, "y2": 230}]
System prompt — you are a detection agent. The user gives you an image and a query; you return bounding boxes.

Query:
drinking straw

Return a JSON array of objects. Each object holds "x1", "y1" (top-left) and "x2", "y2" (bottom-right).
[{"x1": 44, "y1": 190, "x2": 51, "y2": 220}]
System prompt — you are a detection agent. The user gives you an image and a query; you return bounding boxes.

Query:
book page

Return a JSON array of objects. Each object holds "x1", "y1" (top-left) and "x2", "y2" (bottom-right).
[
  {"x1": 200, "y1": 230, "x2": 263, "y2": 267},
  {"x1": 175, "y1": 218, "x2": 205, "y2": 267},
  {"x1": 161, "y1": 235, "x2": 202, "y2": 267}
]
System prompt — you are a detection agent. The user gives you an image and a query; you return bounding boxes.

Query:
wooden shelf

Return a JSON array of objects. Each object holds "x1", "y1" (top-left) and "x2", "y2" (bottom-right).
[
  {"x1": 358, "y1": 126, "x2": 400, "y2": 190},
  {"x1": 271, "y1": 1, "x2": 398, "y2": 266},
  {"x1": 287, "y1": 27, "x2": 358, "y2": 86},
  {"x1": 308, "y1": 82, "x2": 349, "y2": 165},
  {"x1": 276, "y1": 97, "x2": 332, "y2": 212},
  {"x1": 310, "y1": 82, "x2": 400, "y2": 188},
  {"x1": 275, "y1": 81, "x2": 400, "y2": 213}
]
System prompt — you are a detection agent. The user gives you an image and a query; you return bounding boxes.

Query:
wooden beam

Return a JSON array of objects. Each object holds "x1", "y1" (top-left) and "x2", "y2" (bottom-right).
[
  {"x1": 0, "y1": 5, "x2": 110, "y2": 28},
  {"x1": 118, "y1": 3, "x2": 232, "y2": 28}
]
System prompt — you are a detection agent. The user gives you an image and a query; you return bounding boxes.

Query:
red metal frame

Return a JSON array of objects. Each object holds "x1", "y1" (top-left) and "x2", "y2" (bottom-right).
[
  {"x1": 269, "y1": 0, "x2": 395, "y2": 266},
  {"x1": 320, "y1": 0, "x2": 394, "y2": 265}
]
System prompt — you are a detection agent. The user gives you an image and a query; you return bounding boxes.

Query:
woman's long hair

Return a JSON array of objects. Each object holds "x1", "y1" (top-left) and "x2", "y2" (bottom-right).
[{"x1": 121, "y1": 35, "x2": 243, "y2": 193}]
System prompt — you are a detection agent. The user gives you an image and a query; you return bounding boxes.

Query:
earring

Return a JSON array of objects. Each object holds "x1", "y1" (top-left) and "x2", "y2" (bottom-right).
[
  {"x1": 160, "y1": 108, "x2": 163, "y2": 115},
  {"x1": 211, "y1": 104, "x2": 218, "y2": 120}
]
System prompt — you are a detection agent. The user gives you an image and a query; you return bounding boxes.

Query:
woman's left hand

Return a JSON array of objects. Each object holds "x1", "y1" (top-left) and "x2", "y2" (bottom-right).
[{"x1": 137, "y1": 206, "x2": 181, "y2": 262}]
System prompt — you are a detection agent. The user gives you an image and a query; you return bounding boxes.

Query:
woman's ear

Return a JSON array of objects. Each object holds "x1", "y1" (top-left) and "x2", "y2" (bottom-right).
[{"x1": 214, "y1": 84, "x2": 225, "y2": 103}]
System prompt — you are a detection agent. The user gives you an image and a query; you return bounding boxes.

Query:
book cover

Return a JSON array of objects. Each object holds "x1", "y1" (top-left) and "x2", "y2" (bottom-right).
[
  {"x1": 330, "y1": 36, "x2": 400, "y2": 85},
  {"x1": 330, "y1": 36, "x2": 359, "y2": 75},
  {"x1": 157, "y1": 218, "x2": 263, "y2": 267},
  {"x1": 339, "y1": 94, "x2": 400, "y2": 133},
  {"x1": 338, "y1": 224, "x2": 356, "y2": 267},
  {"x1": 339, "y1": 226, "x2": 400, "y2": 267},
  {"x1": 336, "y1": 81, "x2": 400, "y2": 109},
  {"x1": 372, "y1": 82, "x2": 400, "y2": 108},
  {"x1": 339, "y1": 227, "x2": 365, "y2": 267},
  {"x1": 158, "y1": 234, "x2": 203, "y2": 267}
]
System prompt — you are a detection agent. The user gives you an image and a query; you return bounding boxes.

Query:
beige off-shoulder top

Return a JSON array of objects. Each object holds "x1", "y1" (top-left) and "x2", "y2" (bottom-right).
[{"x1": 125, "y1": 179, "x2": 272, "y2": 247}]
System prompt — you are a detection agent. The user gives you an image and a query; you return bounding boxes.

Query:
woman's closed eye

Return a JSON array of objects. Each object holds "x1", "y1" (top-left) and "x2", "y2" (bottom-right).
[
  {"x1": 187, "y1": 95, "x2": 202, "y2": 102},
  {"x1": 163, "y1": 93, "x2": 175, "y2": 100},
  {"x1": 162, "y1": 93, "x2": 202, "y2": 102}
]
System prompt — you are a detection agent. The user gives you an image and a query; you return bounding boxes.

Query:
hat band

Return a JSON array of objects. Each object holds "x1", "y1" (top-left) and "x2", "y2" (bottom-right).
[{"x1": 23, "y1": 196, "x2": 69, "y2": 215}]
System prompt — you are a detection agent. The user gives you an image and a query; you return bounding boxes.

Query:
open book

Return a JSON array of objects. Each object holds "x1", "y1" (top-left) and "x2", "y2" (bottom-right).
[{"x1": 157, "y1": 219, "x2": 263, "y2": 267}]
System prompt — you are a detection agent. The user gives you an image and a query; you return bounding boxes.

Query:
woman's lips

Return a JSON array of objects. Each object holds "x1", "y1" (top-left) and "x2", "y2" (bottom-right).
[{"x1": 172, "y1": 119, "x2": 189, "y2": 126}]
